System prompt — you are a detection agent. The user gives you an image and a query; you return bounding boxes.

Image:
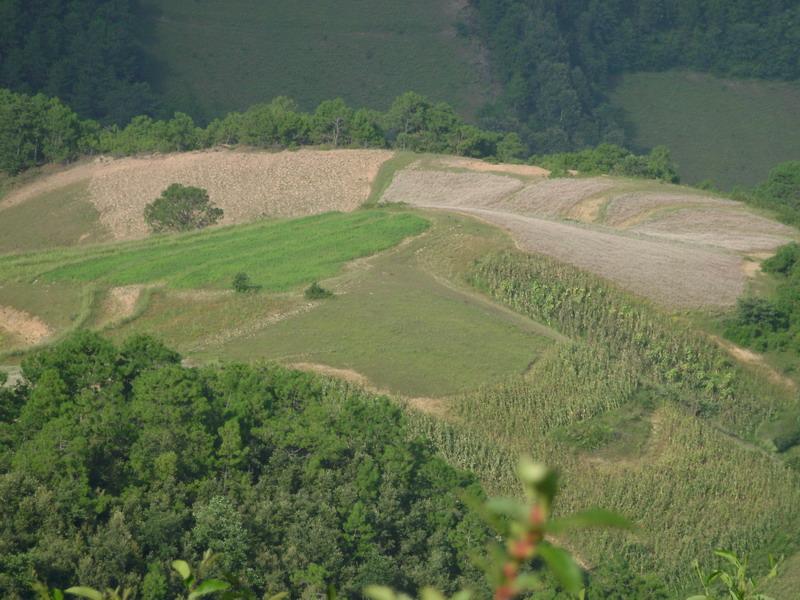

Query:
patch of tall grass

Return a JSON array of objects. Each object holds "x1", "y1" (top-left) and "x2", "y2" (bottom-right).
[{"x1": 469, "y1": 251, "x2": 796, "y2": 438}]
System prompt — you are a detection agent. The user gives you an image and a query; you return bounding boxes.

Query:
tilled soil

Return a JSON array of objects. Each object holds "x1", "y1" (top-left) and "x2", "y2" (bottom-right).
[{"x1": 4, "y1": 148, "x2": 394, "y2": 241}]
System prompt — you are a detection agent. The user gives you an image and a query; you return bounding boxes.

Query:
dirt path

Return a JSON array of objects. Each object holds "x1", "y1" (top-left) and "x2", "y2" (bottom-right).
[
  {"x1": 0, "y1": 305, "x2": 52, "y2": 346},
  {"x1": 711, "y1": 335, "x2": 797, "y2": 392},
  {"x1": 0, "y1": 366, "x2": 21, "y2": 387},
  {"x1": 289, "y1": 361, "x2": 451, "y2": 418}
]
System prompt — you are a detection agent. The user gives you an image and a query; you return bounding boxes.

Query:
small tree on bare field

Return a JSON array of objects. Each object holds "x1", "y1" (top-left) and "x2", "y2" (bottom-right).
[{"x1": 144, "y1": 184, "x2": 223, "y2": 233}]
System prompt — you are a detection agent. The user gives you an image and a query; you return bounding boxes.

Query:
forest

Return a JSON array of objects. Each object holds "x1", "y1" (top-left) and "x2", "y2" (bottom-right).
[
  {"x1": 468, "y1": 0, "x2": 800, "y2": 152},
  {"x1": 0, "y1": 87, "x2": 679, "y2": 181},
  {"x1": 0, "y1": 333, "x2": 491, "y2": 598},
  {"x1": 3, "y1": 1, "x2": 799, "y2": 156}
]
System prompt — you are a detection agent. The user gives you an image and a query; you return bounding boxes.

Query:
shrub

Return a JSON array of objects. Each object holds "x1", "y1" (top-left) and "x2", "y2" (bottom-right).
[
  {"x1": 232, "y1": 272, "x2": 253, "y2": 293},
  {"x1": 144, "y1": 184, "x2": 223, "y2": 233},
  {"x1": 304, "y1": 282, "x2": 333, "y2": 300}
]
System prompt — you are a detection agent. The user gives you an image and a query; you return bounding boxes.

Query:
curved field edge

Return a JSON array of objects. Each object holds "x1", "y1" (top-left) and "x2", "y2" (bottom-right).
[
  {"x1": 0, "y1": 211, "x2": 429, "y2": 290},
  {"x1": 0, "y1": 149, "x2": 395, "y2": 253}
]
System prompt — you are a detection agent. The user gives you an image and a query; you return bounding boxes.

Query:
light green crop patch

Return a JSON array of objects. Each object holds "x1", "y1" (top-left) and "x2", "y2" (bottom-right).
[{"x1": 0, "y1": 211, "x2": 430, "y2": 291}]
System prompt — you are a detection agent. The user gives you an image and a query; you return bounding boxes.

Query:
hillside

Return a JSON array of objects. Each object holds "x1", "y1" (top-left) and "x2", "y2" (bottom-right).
[
  {"x1": 136, "y1": 0, "x2": 491, "y2": 120},
  {"x1": 610, "y1": 71, "x2": 800, "y2": 189},
  {"x1": 2, "y1": 150, "x2": 800, "y2": 596}
]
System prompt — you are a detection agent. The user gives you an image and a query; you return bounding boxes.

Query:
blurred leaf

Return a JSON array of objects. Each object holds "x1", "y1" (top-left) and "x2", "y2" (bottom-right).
[
  {"x1": 713, "y1": 550, "x2": 740, "y2": 568},
  {"x1": 364, "y1": 586, "x2": 396, "y2": 600},
  {"x1": 546, "y1": 508, "x2": 634, "y2": 534},
  {"x1": 64, "y1": 588, "x2": 103, "y2": 600},
  {"x1": 514, "y1": 573, "x2": 542, "y2": 591},
  {"x1": 188, "y1": 579, "x2": 231, "y2": 599},
  {"x1": 537, "y1": 543, "x2": 583, "y2": 595},
  {"x1": 171, "y1": 560, "x2": 192, "y2": 583},
  {"x1": 485, "y1": 497, "x2": 526, "y2": 520},
  {"x1": 266, "y1": 594, "x2": 289, "y2": 600},
  {"x1": 420, "y1": 588, "x2": 445, "y2": 600},
  {"x1": 451, "y1": 591, "x2": 473, "y2": 600}
]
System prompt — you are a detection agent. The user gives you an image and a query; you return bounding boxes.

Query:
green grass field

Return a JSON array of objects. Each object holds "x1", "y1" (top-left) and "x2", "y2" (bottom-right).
[
  {"x1": 609, "y1": 71, "x2": 800, "y2": 189},
  {"x1": 137, "y1": 0, "x2": 490, "y2": 120},
  {"x1": 0, "y1": 182, "x2": 107, "y2": 254},
  {"x1": 0, "y1": 211, "x2": 429, "y2": 290},
  {"x1": 209, "y1": 214, "x2": 561, "y2": 397},
  {"x1": 103, "y1": 211, "x2": 562, "y2": 397}
]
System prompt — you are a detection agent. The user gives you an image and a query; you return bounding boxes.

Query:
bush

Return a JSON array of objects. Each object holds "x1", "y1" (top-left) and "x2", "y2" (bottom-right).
[
  {"x1": 144, "y1": 184, "x2": 223, "y2": 233},
  {"x1": 304, "y1": 282, "x2": 333, "y2": 300},
  {"x1": 232, "y1": 272, "x2": 254, "y2": 293}
]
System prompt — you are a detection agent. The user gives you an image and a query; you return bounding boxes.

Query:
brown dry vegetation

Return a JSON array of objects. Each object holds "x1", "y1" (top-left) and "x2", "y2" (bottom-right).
[{"x1": 3, "y1": 149, "x2": 393, "y2": 241}]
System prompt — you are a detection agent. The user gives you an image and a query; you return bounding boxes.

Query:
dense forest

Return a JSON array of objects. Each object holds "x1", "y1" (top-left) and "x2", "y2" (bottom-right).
[
  {"x1": 0, "y1": 0, "x2": 157, "y2": 124},
  {"x1": 468, "y1": 0, "x2": 800, "y2": 151},
  {"x1": 0, "y1": 333, "x2": 490, "y2": 598},
  {"x1": 3, "y1": 0, "x2": 799, "y2": 156}
]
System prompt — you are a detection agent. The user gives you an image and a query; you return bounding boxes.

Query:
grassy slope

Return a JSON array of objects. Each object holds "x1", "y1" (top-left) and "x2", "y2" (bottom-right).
[
  {"x1": 0, "y1": 182, "x2": 108, "y2": 254},
  {"x1": 208, "y1": 212, "x2": 561, "y2": 397},
  {"x1": 0, "y1": 211, "x2": 428, "y2": 290},
  {"x1": 137, "y1": 0, "x2": 490, "y2": 120},
  {"x1": 610, "y1": 71, "x2": 800, "y2": 189}
]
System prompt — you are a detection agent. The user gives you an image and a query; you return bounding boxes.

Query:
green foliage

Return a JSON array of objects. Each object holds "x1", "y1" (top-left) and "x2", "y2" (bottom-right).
[
  {"x1": 468, "y1": 251, "x2": 786, "y2": 433},
  {"x1": 0, "y1": 211, "x2": 430, "y2": 291},
  {"x1": 144, "y1": 184, "x2": 223, "y2": 233},
  {"x1": 1, "y1": 332, "x2": 490, "y2": 597},
  {"x1": 471, "y1": 0, "x2": 800, "y2": 153},
  {"x1": 724, "y1": 243, "x2": 800, "y2": 357},
  {"x1": 231, "y1": 273, "x2": 254, "y2": 294},
  {"x1": 0, "y1": 0, "x2": 157, "y2": 124},
  {"x1": 535, "y1": 144, "x2": 679, "y2": 183},
  {"x1": 0, "y1": 89, "x2": 87, "y2": 174},
  {"x1": 749, "y1": 162, "x2": 800, "y2": 224},
  {"x1": 688, "y1": 550, "x2": 781, "y2": 600},
  {"x1": 304, "y1": 282, "x2": 334, "y2": 300},
  {"x1": 0, "y1": 87, "x2": 678, "y2": 181}
]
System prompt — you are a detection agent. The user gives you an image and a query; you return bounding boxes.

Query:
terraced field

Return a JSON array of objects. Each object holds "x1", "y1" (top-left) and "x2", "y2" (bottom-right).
[{"x1": 382, "y1": 158, "x2": 797, "y2": 308}]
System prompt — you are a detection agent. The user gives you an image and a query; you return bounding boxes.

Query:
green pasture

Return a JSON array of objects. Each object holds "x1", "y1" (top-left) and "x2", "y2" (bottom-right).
[
  {"x1": 137, "y1": 0, "x2": 489, "y2": 120},
  {"x1": 209, "y1": 215, "x2": 560, "y2": 397},
  {"x1": 610, "y1": 71, "x2": 800, "y2": 189},
  {"x1": 0, "y1": 211, "x2": 429, "y2": 290},
  {"x1": 0, "y1": 182, "x2": 107, "y2": 254}
]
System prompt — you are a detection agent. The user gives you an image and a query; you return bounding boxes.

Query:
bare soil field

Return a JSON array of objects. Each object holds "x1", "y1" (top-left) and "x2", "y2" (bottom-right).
[
  {"x1": 601, "y1": 192, "x2": 736, "y2": 227},
  {"x1": 383, "y1": 168, "x2": 798, "y2": 308},
  {"x1": 0, "y1": 305, "x2": 52, "y2": 346},
  {"x1": 443, "y1": 207, "x2": 743, "y2": 308},
  {"x1": 630, "y1": 208, "x2": 796, "y2": 252},
  {"x1": 4, "y1": 149, "x2": 394, "y2": 241},
  {"x1": 433, "y1": 156, "x2": 550, "y2": 178},
  {"x1": 381, "y1": 170, "x2": 523, "y2": 208}
]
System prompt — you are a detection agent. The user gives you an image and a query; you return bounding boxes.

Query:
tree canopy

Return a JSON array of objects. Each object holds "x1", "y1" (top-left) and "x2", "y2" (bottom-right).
[
  {"x1": 144, "y1": 184, "x2": 224, "y2": 233},
  {"x1": 0, "y1": 332, "x2": 490, "y2": 598}
]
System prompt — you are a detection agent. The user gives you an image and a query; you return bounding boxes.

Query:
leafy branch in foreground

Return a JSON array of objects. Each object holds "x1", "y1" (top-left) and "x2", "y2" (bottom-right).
[{"x1": 367, "y1": 458, "x2": 633, "y2": 600}]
